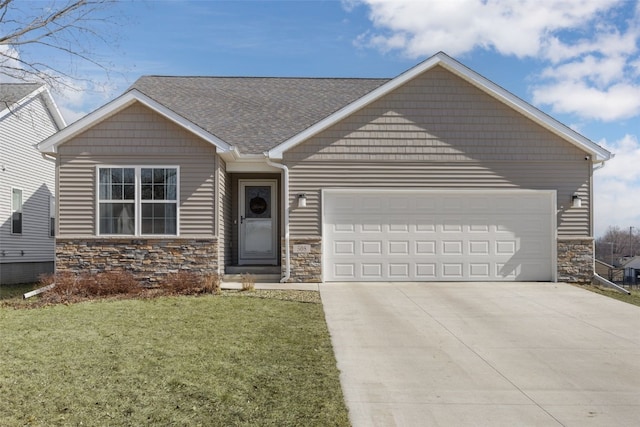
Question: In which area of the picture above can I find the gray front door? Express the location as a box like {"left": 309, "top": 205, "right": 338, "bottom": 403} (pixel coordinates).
{"left": 239, "top": 180, "right": 278, "bottom": 265}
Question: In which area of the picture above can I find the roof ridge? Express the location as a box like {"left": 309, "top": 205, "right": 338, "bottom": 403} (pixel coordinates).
{"left": 135, "top": 75, "right": 390, "bottom": 81}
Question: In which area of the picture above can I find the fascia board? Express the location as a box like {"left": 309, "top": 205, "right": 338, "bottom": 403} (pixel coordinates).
{"left": 0, "top": 85, "right": 49, "bottom": 121}
{"left": 38, "top": 89, "right": 231, "bottom": 154}
{"left": 269, "top": 52, "right": 612, "bottom": 163}
{"left": 39, "top": 87, "right": 67, "bottom": 130}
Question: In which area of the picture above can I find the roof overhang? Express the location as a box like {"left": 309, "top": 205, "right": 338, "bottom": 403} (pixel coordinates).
{"left": 268, "top": 52, "right": 612, "bottom": 163}
{"left": 38, "top": 89, "right": 231, "bottom": 154}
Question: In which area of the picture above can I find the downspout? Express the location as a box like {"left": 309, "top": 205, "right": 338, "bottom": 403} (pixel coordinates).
{"left": 265, "top": 155, "right": 290, "bottom": 283}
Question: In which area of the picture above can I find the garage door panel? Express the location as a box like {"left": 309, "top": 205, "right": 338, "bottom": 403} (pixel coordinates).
{"left": 362, "top": 263, "right": 382, "bottom": 278}
{"left": 416, "top": 241, "right": 437, "bottom": 255}
{"left": 324, "top": 191, "right": 554, "bottom": 282}
{"left": 334, "top": 263, "right": 356, "bottom": 279}
{"left": 469, "top": 263, "right": 491, "bottom": 278}
{"left": 469, "top": 240, "right": 491, "bottom": 255}
{"left": 442, "top": 263, "right": 464, "bottom": 278}
{"left": 334, "top": 241, "right": 355, "bottom": 255}
{"left": 362, "top": 241, "right": 382, "bottom": 255}
{"left": 389, "top": 241, "right": 410, "bottom": 255}
{"left": 389, "top": 263, "right": 409, "bottom": 278}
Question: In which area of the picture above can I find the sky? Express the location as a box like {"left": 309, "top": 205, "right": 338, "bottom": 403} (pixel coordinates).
{"left": 10, "top": 0, "right": 640, "bottom": 237}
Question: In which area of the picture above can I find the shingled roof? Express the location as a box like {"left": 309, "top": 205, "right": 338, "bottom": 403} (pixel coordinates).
{"left": 0, "top": 83, "right": 42, "bottom": 109}
{"left": 130, "top": 76, "right": 388, "bottom": 154}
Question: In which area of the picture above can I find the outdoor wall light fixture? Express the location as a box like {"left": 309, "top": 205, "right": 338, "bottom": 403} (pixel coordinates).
{"left": 297, "top": 193, "right": 307, "bottom": 208}
{"left": 572, "top": 193, "right": 582, "bottom": 208}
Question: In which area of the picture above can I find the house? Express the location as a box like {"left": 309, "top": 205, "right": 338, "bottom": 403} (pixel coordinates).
{"left": 0, "top": 84, "right": 66, "bottom": 284}
{"left": 622, "top": 256, "right": 640, "bottom": 286}
{"left": 38, "top": 52, "right": 612, "bottom": 284}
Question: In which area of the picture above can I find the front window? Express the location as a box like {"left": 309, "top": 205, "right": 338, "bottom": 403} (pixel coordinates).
{"left": 11, "top": 188, "right": 22, "bottom": 234}
{"left": 98, "top": 167, "right": 178, "bottom": 236}
{"left": 141, "top": 168, "right": 177, "bottom": 234}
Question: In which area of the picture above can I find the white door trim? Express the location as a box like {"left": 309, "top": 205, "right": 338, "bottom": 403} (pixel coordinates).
{"left": 239, "top": 179, "right": 278, "bottom": 265}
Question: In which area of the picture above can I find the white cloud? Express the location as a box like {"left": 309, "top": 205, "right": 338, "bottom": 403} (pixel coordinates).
{"left": 351, "top": 0, "right": 640, "bottom": 121}
{"left": 532, "top": 81, "right": 640, "bottom": 121}
{"left": 594, "top": 134, "right": 640, "bottom": 236}
{"left": 352, "top": 0, "right": 621, "bottom": 58}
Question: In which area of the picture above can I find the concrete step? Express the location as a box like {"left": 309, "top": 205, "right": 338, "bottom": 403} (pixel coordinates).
{"left": 225, "top": 266, "right": 281, "bottom": 275}
{"left": 222, "top": 274, "right": 282, "bottom": 283}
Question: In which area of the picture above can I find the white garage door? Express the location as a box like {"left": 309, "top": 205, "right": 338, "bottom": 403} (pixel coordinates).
{"left": 323, "top": 190, "right": 555, "bottom": 282}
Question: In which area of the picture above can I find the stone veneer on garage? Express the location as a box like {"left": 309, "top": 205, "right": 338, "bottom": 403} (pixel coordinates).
{"left": 283, "top": 237, "right": 595, "bottom": 284}
{"left": 557, "top": 238, "right": 594, "bottom": 284}
{"left": 284, "top": 238, "right": 322, "bottom": 283}
{"left": 56, "top": 239, "right": 218, "bottom": 284}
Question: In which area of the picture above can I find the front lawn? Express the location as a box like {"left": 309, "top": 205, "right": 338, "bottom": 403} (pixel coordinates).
{"left": 0, "top": 292, "right": 350, "bottom": 426}
{"left": 582, "top": 285, "right": 640, "bottom": 307}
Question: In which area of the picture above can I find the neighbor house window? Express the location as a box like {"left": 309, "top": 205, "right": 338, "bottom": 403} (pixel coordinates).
{"left": 49, "top": 196, "right": 56, "bottom": 237}
{"left": 11, "top": 188, "right": 22, "bottom": 234}
{"left": 98, "top": 166, "right": 178, "bottom": 236}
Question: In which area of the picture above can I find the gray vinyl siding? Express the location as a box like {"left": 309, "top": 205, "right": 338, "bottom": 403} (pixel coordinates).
{"left": 284, "top": 66, "right": 592, "bottom": 238}
{"left": 57, "top": 103, "right": 217, "bottom": 238}
{"left": 0, "top": 94, "right": 58, "bottom": 271}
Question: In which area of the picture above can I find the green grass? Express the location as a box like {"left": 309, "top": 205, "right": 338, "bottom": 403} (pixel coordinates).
{"left": 0, "top": 293, "right": 350, "bottom": 426}
{"left": 583, "top": 285, "right": 640, "bottom": 307}
{"left": 0, "top": 283, "right": 36, "bottom": 300}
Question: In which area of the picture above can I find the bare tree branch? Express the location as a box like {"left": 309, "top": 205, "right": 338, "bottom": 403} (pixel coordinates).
{"left": 0, "top": 0, "right": 122, "bottom": 95}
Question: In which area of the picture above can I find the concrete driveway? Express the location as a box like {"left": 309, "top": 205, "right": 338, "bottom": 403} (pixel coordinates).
{"left": 320, "top": 282, "right": 640, "bottom": 426}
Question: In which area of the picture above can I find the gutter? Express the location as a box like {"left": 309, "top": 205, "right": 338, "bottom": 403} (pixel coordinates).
{"left": 265, "top": 155, "right": 290, "bottom": 283}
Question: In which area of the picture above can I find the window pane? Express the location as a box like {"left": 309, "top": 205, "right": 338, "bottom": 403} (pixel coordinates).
{"left": 99, "top": 202, "right": 135, "bottom": 235}
{"left": 154, "top": 168, "right": 165, "bottom": 183}
{"left": 12, "top": 189, "right": 22, "bottom": 234}
{"left": 123, "top": 168, "right": 135, "bottom": 184}
{"left": 141, "top": 168, "right": 152, "bottom": 184}
{"left": 124, "top": 184, "right": 135, "bottom": 200}
{"left": 12, "top": 212, "right": 22, "bottom": 234}
{"left": 12, "top": 188, "right": 22, "bottom": 211}
{"left": 111, "top": 184, "right": 122, "bottom": 200}
{"left": 141, "top": 202, "right": 176, "bottom": 235}
{"left": 153, "top": 184, "right": 165, "bottom": 200}
{"left": 99, "top": 183, "right": 110, "bottom": 200}
{"left": 111, "top": 168, "right": 122, "bottom": 184}
{"left": 167, "top": 184, "right": 177, "bottom": 200}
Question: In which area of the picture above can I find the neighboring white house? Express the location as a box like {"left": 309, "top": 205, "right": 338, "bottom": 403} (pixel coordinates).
{"left": 0, "top": 84, "right": 66, "bottom": 284}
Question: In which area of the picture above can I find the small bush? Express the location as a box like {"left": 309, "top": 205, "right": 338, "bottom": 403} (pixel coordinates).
{"left": 38, "top": 271, "right": 140, "bottom": 304}
{"left": 161, "top": 270, "right": 222, "bottom": 295}
{"left": 202, "top": 273, "right": 222, "bottom": 295}
{"left": 241, "top": 273, "right": 256, "bottom": 291}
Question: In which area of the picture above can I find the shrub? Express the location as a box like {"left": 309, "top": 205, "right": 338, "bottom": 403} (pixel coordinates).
{"left": 202, "top": 273, "right": 222, "bottom": 295}
{"left": 161, "top": 270, "right": 222, "bottom": 295}
{"left": 39, "top": 271, "right": 140, "bottom": 303}
{"left": 241, "top": 273, "right": 256, "bottom": 291}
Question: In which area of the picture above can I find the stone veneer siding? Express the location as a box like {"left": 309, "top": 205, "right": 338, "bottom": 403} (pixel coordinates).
{"left": 557, "top": 238, "right": 594, "bottom": 284}
{"left": 284, "top": 238, "right": 322, "bottom": 283}
{"left": 56, "top": 239, "right": 218, "bottom": 284}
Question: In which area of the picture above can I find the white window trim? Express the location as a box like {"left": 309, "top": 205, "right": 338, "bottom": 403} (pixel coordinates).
{"left": 95, "top": 165, "right": 180, "bottom": 237}
{"left": 11, "top": 187, "right": 23, "bottom": 235}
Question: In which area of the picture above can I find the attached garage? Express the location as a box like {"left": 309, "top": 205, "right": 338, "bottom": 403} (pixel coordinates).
{"left": 323, "top": 189, "right": 556, "bottom": 282}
